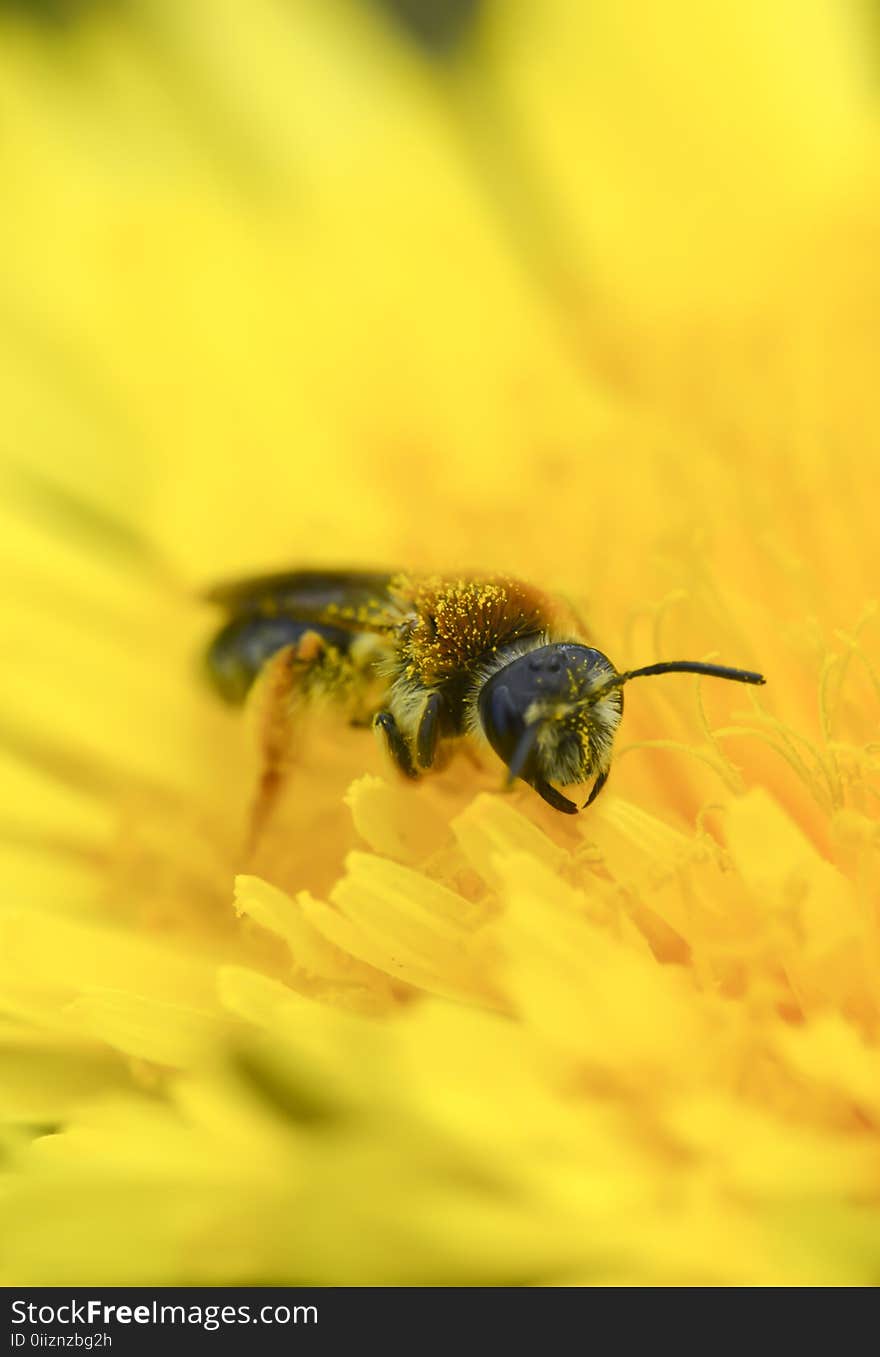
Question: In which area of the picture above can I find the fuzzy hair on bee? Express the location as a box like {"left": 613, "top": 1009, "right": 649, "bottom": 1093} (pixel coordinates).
{"left": 204, "top": 567, "right": 766, "bottom": 823}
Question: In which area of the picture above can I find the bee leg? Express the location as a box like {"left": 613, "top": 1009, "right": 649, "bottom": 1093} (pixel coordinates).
{"left": 373, "top": 710, "right": 418, "bottom": 779}
{"left": 528, "top": 776, "right": 579, "bottom": 815}
{"left": 415, "top": 692, "right": 444, "bottom": 770}
{"left": 583, "top": 766, "right": 609, "bottom": 808}
{"left": 246, "top": 631, "right": 327, "bottom": 853}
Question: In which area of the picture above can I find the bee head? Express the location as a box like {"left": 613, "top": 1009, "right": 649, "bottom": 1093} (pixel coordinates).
{"left": 478, "top": 643, "right": 767, "bottom": 813}
{"left": 478, "top": 644, "right": 624, "bottom": 814}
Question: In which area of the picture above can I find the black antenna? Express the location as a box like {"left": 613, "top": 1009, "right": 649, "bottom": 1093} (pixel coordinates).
{"left": 595, "top": 660, "right": 766, "bottom": 697}
{"left": 623, "top": 661, "right": 765, "bottom": 685}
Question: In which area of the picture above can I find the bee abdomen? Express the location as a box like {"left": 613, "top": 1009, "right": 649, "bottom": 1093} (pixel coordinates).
{"left": 205, "top": 615, "right": 354, "bottom": 704}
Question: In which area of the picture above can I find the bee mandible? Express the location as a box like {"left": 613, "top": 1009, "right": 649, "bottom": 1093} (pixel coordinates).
{"left": 205, "top": 569, "right": 765, "bottom": 817}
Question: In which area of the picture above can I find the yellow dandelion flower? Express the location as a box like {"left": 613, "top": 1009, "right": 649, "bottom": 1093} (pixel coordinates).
{"left": 1, "top": 0, "right": 879, "bottom": 1287}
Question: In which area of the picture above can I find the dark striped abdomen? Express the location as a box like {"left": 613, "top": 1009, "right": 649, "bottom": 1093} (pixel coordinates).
{"left": 205, "top": 614, "right": 355, "bottom": 704}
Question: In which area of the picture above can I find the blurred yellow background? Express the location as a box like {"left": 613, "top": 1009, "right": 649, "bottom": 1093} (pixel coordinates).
{"left": 0, "top": 0, "right": 879, "bottom": 1287}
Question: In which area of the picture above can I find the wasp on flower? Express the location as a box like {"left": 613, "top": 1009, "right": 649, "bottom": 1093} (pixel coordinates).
{"left": 205, "top": 569, "right": 766, "bottom": 818}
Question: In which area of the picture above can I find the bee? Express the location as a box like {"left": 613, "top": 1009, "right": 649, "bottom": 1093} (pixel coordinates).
{"left": 205, "top": 568, "right": 765, "bottom": 817}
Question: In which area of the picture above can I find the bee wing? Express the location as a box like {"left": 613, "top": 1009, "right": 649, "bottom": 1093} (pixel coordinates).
{"left": 204, "top": 568, "right": 399, "bottom": 634}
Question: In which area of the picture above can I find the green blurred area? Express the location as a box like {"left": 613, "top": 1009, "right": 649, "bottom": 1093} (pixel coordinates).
{"left": 0, "top": 0, "right": 104, "bottom": 26}
{"left": 368, "top": 0, "right": 481, "bottom": 53}
{"left": 0, "top": 0, "right": 484, "bottom": 54}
